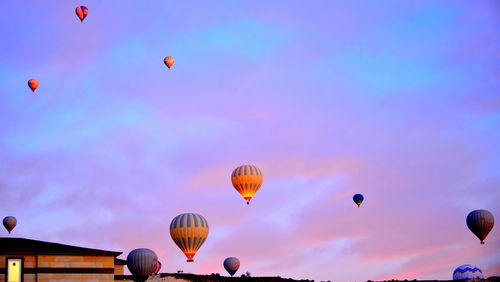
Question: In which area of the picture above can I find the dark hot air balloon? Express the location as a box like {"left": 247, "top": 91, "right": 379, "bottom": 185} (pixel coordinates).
{"left": 231, "top": 165, "right": 263, "bottom": 205}
{"left": 169, "top": 213, "right": 209, "bottom": 262}
{"left": 223, "top": 257, "right": 240, "bottom": 277}
{"left": 466, "top": 209, "right": 494, "bottom": 244}
{"left": 3, "top": 216, "right": 17, "bottom": 234}
{"left": 353, "top": 194, "right": 364, "bottom": 207}
{"left": 75, "top": 6, "right": 88, "bottom": 22}
{"left": 154, "top": 261, "right": 162, "bottom": 275}
{"left": 127, "top": 248, "right": 158, "bottom": 280}
{"left": 28, "top": 79, "right": 39, "bottom": 92}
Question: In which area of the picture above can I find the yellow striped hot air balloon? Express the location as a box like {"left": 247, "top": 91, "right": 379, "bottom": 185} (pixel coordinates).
{"left": 169, "top": 213, "right": 209, "bottom": 262}
{"left": 231, "top": 165, "right": 263, "bottom": 205}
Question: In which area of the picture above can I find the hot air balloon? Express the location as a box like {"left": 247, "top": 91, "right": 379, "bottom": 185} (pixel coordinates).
{"left": 3, "top": 216, "right": 17, "bottom": 234}
{"left": 164, "top": 56, "right": 175, "bottom": 69}
{"left": 28, "top": 79, "right": 39, "bottom": 92}
{"left": 453, "top": 264, "right": 484, "bottom": 280}
{"left": 223, "top": 257, "right": 240, "bottom": 277}
{"left": 75, "top": 6, "right": 88, "bottom": 22}
{"left": 154, "top": 261, "right": 162, "bottom": 275}
{"left": 353, "top": 194, "right": 364, "bottom": 207}
{"left": 231, "top": 165, "right": 263, "bottom": 205}
{"left": 466, "top": 209, "right": 494, "bottom": 244}
{"left": 169, "top": 213, "right": 209, "bottom": 262}
{"left": 127, "top": 248, "right": 158, "bottom": 279}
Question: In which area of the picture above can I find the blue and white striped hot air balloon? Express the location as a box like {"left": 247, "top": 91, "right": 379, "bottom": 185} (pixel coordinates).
{"left": 453, "top": 264, "right": 484, "bottom": 280}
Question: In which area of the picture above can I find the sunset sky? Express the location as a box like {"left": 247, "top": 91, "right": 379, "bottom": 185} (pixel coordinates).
{"left": 1, "top": 1, "right": 499, "bottom": 281}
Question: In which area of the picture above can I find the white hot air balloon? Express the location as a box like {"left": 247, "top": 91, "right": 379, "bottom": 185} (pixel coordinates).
{"left": 453, "top": 264, "right": 484, "bottom": 280}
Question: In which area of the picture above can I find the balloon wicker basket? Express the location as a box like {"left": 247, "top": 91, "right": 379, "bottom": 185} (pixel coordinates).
{"left": 132, "top": 275, "right": 148, "bottom": 282}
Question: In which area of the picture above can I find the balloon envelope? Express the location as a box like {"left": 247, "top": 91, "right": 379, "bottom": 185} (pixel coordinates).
{"left": 28, "top": 79, "right": 39, "bottom": 92}
{"left": 169, "top": 213, "right": 209, "bottom": 262}
{"left": 231, "top": 165, "right": 263, "bottom": 205}
{"left": 126, "top": 248, "right": 158, "bottom": 277}
{"left": 3, "top": 216, "right": 17, "bottom": 234}
{"left": 154, "top": 261, "right": 162, "bottom": 274}
{"left": 353, "top": 194, "right": 364, "bottom": 207}
{"left": 164, "top": 56, "right": 175, "bottom": 69}
{"left": 223, "top": 257, "right": 240, "bottom": 277}
{"left": 75, "top": 6, "right": 88, "bottom": 22}
{"left": 466, "top": 209, "right": 494, "bottom": 244}
{"left": 453, "top": 264, "right": 484, "bottom": 280}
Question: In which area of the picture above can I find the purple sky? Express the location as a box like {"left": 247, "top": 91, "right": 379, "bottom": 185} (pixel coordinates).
{"left": 1, "top": 1, "right": 499, "bottom": 281}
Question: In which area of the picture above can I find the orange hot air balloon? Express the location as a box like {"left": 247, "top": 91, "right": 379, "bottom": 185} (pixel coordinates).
{"left": 164, "top": 56, "right": 175, "bottom": 69}
{"left": 231, "top": 165, "right": 263, "bottom": 205}
{"left": 169, "top": 213, "right": 209, "bottom": 262}
{"left": 28, "top": 79, "right": 39, "bottom": 92}
{"left": 75, "top": 6, "right": 88, "bottom": 22}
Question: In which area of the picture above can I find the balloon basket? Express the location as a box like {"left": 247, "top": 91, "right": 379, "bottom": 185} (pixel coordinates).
{"left": 132, "top": 275, "right": 148, "bottom": 282}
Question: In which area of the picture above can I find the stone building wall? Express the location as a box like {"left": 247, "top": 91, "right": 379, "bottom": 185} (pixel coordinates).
{"left": 0, "top": 254, "right": 115, "bottom": 282}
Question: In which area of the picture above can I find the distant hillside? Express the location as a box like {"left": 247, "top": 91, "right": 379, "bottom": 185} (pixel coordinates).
{"left": 116, "top": 274, "right": 500, "bottom": 282}
{"left": 375, "top": 278, "right": 500, "bottom": 282}
{"left": 117, "top": 273, "right": 314, "bottom": 282}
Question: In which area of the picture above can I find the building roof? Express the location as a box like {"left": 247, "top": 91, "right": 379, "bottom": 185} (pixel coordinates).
{"left": 0, "top": 237, "right": 122, "bottom": 257}
{"left": 115, "top": 258, "right": 128, "bottom": 265}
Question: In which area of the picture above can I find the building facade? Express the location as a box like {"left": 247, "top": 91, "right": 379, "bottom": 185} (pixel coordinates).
{"left": 0, "top": 238, "right": 125, "bottom": 282}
